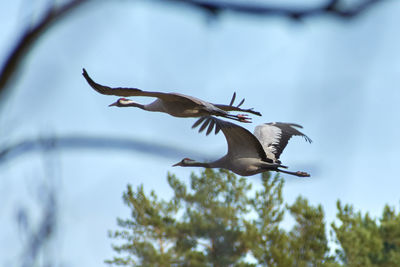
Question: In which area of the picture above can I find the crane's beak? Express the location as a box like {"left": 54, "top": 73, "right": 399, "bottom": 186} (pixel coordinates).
{"left": 108, "top": 101, "right": 118, "bottom": 107}
{"left": 172, "top": 162, "right": 180, "bottom": 167}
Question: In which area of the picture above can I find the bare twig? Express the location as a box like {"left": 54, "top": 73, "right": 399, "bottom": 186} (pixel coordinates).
{"left": 0, "top": 135, "right": 212, "bottom": 166}
{"left": 0, "top": 0, "right": 89, "bottom": 99}
{"left": 164, "top": 0, "right": 385, "bottom": 20}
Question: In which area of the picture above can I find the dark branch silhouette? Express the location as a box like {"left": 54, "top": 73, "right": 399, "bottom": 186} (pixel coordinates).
{"left": 0, "top": 0, "right": 89, "bottom": 99}
{"left": 0, "top": 135, "right": 212, "bottom": 166}
{"left": 166, "top": 0, "right": 385, "bottom": 20}
{"left": 0, "top": 0, "right": 388, "bottom": 103}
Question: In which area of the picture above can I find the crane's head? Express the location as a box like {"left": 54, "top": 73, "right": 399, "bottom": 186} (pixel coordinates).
{"left": 109, "top": 98, "right": 133, "bottom": 107}
{"left": 172, "top": 158, "right": 196, "bottom": 167}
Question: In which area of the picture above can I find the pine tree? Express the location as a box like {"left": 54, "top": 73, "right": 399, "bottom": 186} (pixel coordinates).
{"left": 287, "top": 197, "right": 335, "bottom": 267}
{"left": 106, "top": 169, "right": 400, "bottom": 266}
{"left": 332, "top": 201, "right": 400, "bottom": 267}
{"left": 106, "top": 169, "right": 262, "bottom": 266}
{"left": 248, "top": 172, "right": 292, "bottom": 266}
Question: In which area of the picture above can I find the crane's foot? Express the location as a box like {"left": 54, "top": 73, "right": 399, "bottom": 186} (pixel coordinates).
{"left": 296, "top": 171, "right": 310, "bottom": 177}
{"left": 237, "top": 114, "right": 251, "bottom": 123}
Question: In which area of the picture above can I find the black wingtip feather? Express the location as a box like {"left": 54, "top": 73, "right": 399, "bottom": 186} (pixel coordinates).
{"left": 198, "top": 118, "right": 211, "bottom": 133}
{"left": 206, "top": 120, "right": 215, "bottom": 136}
{"left": 82, "top": 68, "right": 89, "bottom": 78}
{"left": 192, "top": 117, "right": 207, "bottom": 129}
{"left": 215, "top": 124, "right": 221, "bottom": 135}
{"left": 82, "top": 68, "right": 97, "bottom": 88}
{"left": 304, "top": 135, "right": 313, "bottom": 143}
{"left": 192, "top": 116, "right": 222, "bottom": 136}
{"left": 237, "top": 98, "right": 245, "bottom": 108}
{"left": 229, "top": 92, "right": 236, "bottom": 106}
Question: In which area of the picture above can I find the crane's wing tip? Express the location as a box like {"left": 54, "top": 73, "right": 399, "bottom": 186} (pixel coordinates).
{"left": 237, "top": 98, "right": 245, "bottom": 107}
{"left": 303, "top": 135, "right": 312, "bottom": 143}
{"left": 192, "top": 116, "right": 222, "bottom": 136}
{"left": 82, "top": 68, "right": 90, "bottom": 79}
{"left": 229, "top": 92, "right": 236, "bottom": 106}
{"left": 191, "top": 116, "right": 207, "bottom": 129}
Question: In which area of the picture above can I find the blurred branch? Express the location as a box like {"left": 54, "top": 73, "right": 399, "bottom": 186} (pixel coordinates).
{"left": 0, "top": 135, "right": 212, "bottom": 166}
{"left": 0, "top": 0, "right": 387, "bottom": 103}
{"left": 0, "top": 0, "right": 89, "bottom": 99}
{"left": 21, "top": 192, "right": 56, "bottom": 267}
{"left": 166, "top": 0, "right": 386, "bottom": 20}
{"left": 18, "top": 141, "right": 60, "bottom": 267}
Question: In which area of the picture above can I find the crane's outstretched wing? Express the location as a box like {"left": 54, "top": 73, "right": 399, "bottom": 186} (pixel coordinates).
{"left": 83, "top": 69, "right": 258, "bottom": 122}
{"left": 192, "top": 116, "right": 272, "bottom": 163}
{"left": 253, "top": 122, "right": 312, "bottom": 160}
{"left": 82, "top": 68, "right": 208, "bottom": 107}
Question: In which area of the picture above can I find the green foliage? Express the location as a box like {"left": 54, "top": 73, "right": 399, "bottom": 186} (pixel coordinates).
{"left": 106, "top": 169, "right": 400, "bottom": 267}
{"left": 332, "top": 202, "right": 400, "bottom": 267}
{"left": 106, "top": 169, "right": 259, "bottom": 266}
{"left": 248, "top": 172, "right": 292, "bottom": 266}
{"left": 288, "top": 196, "right": 334, "bottom": 266}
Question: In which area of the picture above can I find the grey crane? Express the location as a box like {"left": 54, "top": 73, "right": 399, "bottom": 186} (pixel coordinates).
{"left": 173, "top": 116, "right": 312, "bottom": 177}
{"left": 82, "top": 69, "right": 261, "bottom": 123}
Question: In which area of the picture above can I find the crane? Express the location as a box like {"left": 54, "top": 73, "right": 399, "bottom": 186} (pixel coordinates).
{"left": 173, "top": 116, "right": 312, "bottom": 177}
{"left": 82, "top": 69, "right": 261, "bottom": 123}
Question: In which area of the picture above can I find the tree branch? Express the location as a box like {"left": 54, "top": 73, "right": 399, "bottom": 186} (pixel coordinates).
{"left": 0, "top": 0, "right": 388, "bottom": 105}
{"left": 21, "top": 192, "right": 56, "bottom": 267}
{"left": 0, "top": 0, "right": 89, "bottom": 99}
{"left": 164, "top": 0, "right": 385, "bottom": 20}
{"left": 0, "top": 135, "right": 211, "bottom": 166}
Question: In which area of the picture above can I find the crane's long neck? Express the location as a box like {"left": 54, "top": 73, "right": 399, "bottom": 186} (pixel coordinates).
{"left": 118, "top": 100, "right": 165, "bottom": 113}
{"left": 183, "top": 160, "right": 212, "bottom": 168}
{"left": 143, "top": 99, "right": 165, "bottom": 112}
{"left": 184, "top": 158, "right": 226, "bottom": 169}
{"left": 119, "top": 100, "right": 146, "bottom": 110}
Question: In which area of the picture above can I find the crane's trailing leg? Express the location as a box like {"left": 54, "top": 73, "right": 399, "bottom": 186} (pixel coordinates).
{"left": 237, "top": 114, "right": 251, "bottom": 123}
{"left": 224, "top": 114, "right": 251, "bottom": 123}
{"left": 277, "top": 168, "right": 310, "bottom": 177}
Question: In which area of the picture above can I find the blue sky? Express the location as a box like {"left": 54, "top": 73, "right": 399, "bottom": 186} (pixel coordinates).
{"left": 1, "top": 0, "right": 400, "bottom": 266}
